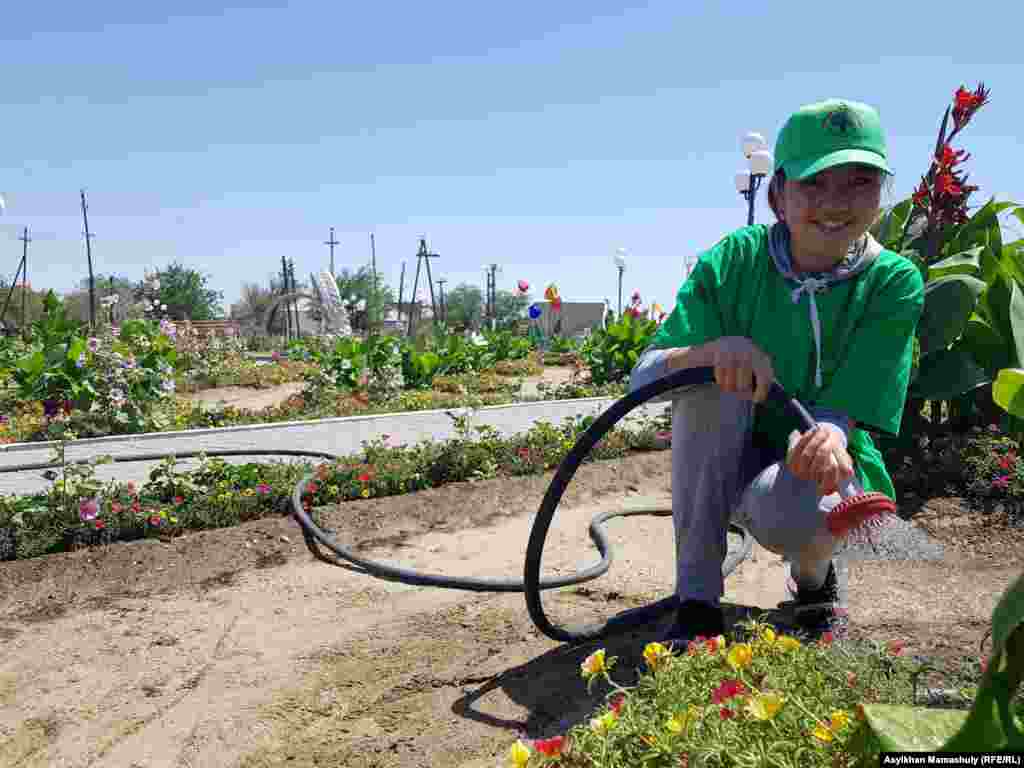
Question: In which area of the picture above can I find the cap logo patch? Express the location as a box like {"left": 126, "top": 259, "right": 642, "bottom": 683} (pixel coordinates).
{"left": 821, "top": 103, "right": 861, "bottom": 136}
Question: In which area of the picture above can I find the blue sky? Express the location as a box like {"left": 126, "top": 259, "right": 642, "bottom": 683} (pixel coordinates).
{"left": 1, "top": 1, "right": 1022, "bottom": 315}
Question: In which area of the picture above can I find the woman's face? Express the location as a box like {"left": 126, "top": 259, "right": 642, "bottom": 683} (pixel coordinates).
{"left": 776, "top": 163, "right": 883, "bottom": 267}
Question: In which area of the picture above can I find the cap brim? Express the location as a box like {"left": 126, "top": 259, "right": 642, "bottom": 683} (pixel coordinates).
{"left": 784, "top": 148, "right": 892, "bottom": 181}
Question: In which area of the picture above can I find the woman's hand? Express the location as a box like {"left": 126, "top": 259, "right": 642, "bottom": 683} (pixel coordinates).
{"left": 787, "top": 425, "right": 854, "bottom": 496}
{"left": 688, "top": 336, "right": 776, "bottom": 403}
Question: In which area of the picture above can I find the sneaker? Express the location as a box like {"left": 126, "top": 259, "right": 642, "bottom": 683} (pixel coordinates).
{"left": 780, "top": 561, "right": 846, "bottom": 641}
{"left": 660, "top": 600, "right": 725, "bottom": 652}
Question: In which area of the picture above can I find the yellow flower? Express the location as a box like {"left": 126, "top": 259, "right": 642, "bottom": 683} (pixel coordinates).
{"left": 830, "top": 710, "right": 850, "bottom": 730}
{"left": 760, "top": 627, "right": 776, "bottom": 645}
{"left": 581, "top": 649, "right": 606, "bottom": 679}
{"left": 360, "top": 488, "right": 370, "bottom": 498}
{"left": 726, "top": 643, "right": 753, "bottom": 670}
{"left": 812, "top": 723, "right": 834, "bottom": 743}
{"left": 666, "top": 705, "right": 700, "bottom": 735}
{"left": 590, "top": 711, "right": 617, "bottom": 734}
{"left": 777, "top": 635, "right": 802, "bottom": 652}
{"left": 746, "top": 692, "right": 784, "bottom": 721}
{"left": 643, "top": 641, "right": 670, "bottom": 670}
{"left": 508, "top": 739, "right": 531, "bottom": 768}
{"left": 169, "top": 516, "right": 178, "bottom": 524}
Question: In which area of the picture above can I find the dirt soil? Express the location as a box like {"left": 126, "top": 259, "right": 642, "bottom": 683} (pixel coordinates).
{"left": 180, "top": 366, "right": 582, "bottom": 413}
{"left": 1, "top": 451, "right": 1022, "bottom": 768}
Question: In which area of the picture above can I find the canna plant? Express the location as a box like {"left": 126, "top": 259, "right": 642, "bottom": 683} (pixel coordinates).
{"left": 870, "top": 83, "right": 1024, "bottom": 438}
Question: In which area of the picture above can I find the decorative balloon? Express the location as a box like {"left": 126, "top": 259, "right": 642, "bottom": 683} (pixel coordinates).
{"left": 528, "top": 303, "right": 542, "bottom": 320}
{"left": 517, "top": 279, "right": 529, "bottom": 294}
{"left": 543, "top": 284, "right": 559, "bottom": 302}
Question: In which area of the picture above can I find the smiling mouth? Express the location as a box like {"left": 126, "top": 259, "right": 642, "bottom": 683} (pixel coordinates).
{"left": 814, "top": 220, "right": 851, "bottom": 234}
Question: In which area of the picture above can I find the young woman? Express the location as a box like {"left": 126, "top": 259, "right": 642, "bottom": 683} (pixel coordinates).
{"left": 630, "top": 99, "right": 924, "bottom": 643}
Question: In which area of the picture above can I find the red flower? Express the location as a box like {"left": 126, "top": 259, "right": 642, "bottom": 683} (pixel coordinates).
{"left": 517, "top": 447, "right": 531, "bottom": 459}
{"left": 534, "top": 735, "right": 565, "bottom": 757}
{"left": 936, "top": 144, "right": 969, "bottom": 169}
{"left": 719, "top": 707, "right": 735, "bottom": 720}
{"left": 173, "top": 495, "right": 184, "bottom": 506}
{"left": 131, "top": 501, "right": 141, "bottom": 514}
{"left": 94, "top": 519, "right": 106, "bottom": 530}
{"left": 952, "top": 83, "right": 990, "bottom": 131}
{"left": 711, "top": 679, "right": 746, "bottom": 704}
{"left": 911, "top": 181, "right": 930, "bottom": 210}
{"left": 819, "top": 631, "right": 834, "bottom": 646}
{"left": 111, "top": 502, "right": 123, "bottom": 514}
{"left": 358, "top": 473, "right": 371, "bottom": 483}
{"left": 307, "top": 482, "right": 319, "bottom": 494}
{"left": 610, "top": 694, "right": 625, "bottom": 716}
{"left": 934, "top": 171, "right": 961, "bottom": 198}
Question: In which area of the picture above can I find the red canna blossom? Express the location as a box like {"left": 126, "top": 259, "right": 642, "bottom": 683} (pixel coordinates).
{"left": 719, "top": 707, "right": 735, "bottom": 720}
{"left": 952, "top": 83, "right": 989, "bottom": 131}
{"left": 358, "top": 472, "right": 372, "bottom": 483}
{"left": 936, "top": 144, "right": 969, "bottom": 169}
{"left": 934, "top": 171, "right": 961, "bottom": 197}
{"left": 912, "top": 181, "right": 930, "bottom": 210}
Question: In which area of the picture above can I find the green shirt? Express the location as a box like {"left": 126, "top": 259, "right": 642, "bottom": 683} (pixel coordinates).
{"left": 651, "top": 224, "right": 924, "bottom": 498}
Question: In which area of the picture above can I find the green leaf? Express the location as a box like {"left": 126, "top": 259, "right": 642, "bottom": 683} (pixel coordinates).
{"left": 918, "top": 275, "right": 986, "bottom": 357}
{"left": 980, "top": 274, "right": 1024, "bottom": 368}
{"left": 871, "top": 199, "right": 914, "bottom": 250}
{"left": 66, "top": 337, "right": 85, "bottom": 363}
{"left": 963, "top": 316, "right": 1012, "bottom": 375}
{"left": 861, "top": 704, "right": 968, "bottom": 752}
{"left": 910, "top": 341, "right": 990, "bottom": 401}
{"left": 928, "top": 246, "right": 983, "bottom": 279}
{"left": 994, "top": 369, "right": 1024, "bottom": 419}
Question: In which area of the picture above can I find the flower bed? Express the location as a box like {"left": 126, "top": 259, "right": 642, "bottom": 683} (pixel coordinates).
{"left": 0, "top": 407, "right": 671, "bottom": 561}
{"left": 502, "top": 618, "right": 1000, "bottom": 767}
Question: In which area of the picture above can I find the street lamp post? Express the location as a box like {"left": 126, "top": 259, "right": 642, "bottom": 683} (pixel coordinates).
{"left": 613, "top": 248, "right": 627, "bottom": 316}
{"left": 483, "top": 263, "right": 501, "bottom": 330}
{"left": 736, "top": 132, "right": 774, "bottom": 226}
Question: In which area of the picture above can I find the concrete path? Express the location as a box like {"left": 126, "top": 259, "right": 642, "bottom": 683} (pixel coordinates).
{"left": 0, "top": 397, "right": 668, "bottom": 495}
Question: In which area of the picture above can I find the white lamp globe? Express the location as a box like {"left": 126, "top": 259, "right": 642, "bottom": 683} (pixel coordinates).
{"left": 749, "top": 149, "right": 774, "bottom": 177}
{"left": 613, "top": 248, "right": 627, "bottom": 269}
{"left": 742, "top": 132, "right": 768, "bottom": 159}
{"left": 735, "top": 171, "right": 752, "bottom": 193}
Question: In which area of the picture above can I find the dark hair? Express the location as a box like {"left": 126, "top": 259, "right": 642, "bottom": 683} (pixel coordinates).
{"left": 767, "top": 166, "right": 894, "bottom": 221}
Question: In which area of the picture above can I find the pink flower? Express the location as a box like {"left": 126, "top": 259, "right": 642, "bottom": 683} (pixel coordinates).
{"left": 79, "top": 498, "right": 99, "bottom": 522}
{"left": 256, "top": 483, "right": 272, "bottom": 495}
{"left": 887, "top": 639, "right": 905, "bottom": 656}
{"left": 111, "top": 502, "right": 123, "bottom": 514}
{"left": 993, "top": 475, "right": 1011, "bottom": 490}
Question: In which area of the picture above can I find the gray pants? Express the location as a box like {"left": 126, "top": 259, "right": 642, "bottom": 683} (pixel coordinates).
{"left": 630, "top": 351, "right": 860, "bottom": 606}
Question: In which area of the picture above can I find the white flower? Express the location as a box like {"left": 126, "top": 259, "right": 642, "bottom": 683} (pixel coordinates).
{"left": 470, "top": 333, "right": 488, "bottom": 347}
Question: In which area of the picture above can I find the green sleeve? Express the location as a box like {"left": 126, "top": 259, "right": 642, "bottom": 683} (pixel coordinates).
{"left": 650, "top": 241, "right": 731, "bottom": 351}
{"left": 816, "top": 260, "right": 925, "bottom": 435}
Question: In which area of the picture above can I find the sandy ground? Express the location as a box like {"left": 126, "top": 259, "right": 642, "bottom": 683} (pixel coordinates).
{"left": 0, "top": 453, "right": 1019, "bottom": 768}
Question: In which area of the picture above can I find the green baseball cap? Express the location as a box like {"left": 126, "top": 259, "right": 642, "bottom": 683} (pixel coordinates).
{"left": 774, "top": 99, "right": 892, "bottom": 181}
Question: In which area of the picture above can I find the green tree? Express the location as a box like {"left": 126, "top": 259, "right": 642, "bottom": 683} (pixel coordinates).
{"left": 443, "top": 283, "right": 484, "bottom": 329}
{"left": 139, "top": 262, "right": 224, "bottom": 321}
{"left": 493, "top": 288, "right": 531, "bottom": 330}
{"left": 334, "top": 266, "right": 396, "bottom": 332}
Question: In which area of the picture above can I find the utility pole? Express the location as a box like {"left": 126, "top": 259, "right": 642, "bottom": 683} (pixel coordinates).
{"left": 280, "top": 255, "right": 292, "bottom": 340}
{"left": 397, "top": 261, "right": 406, "bottom": 323}
{"left": 405, "top": 238, "right": 440, "bottom": 337}
{"left": 0, "top": 243, "right": 26, "bottom": 331}
{"left": 369, "top": 233, "right": 378, "bottom": 339}
{"left": 288, "top": 258, "right": 299, "bottom": 338}
{"left": 484, "top": 263, "right": 500, "bottom": 331}
{"left": 324, "top": 227, "right": 339, "bottom": 276}
{"left": 436, "top": 278, "right": 447, "bottom": 324}
{"left": 81, "top": 190, "right": 96, "bottom": 327}
{"left": 19, "top": 228, "right": 30, "bottom": 332}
